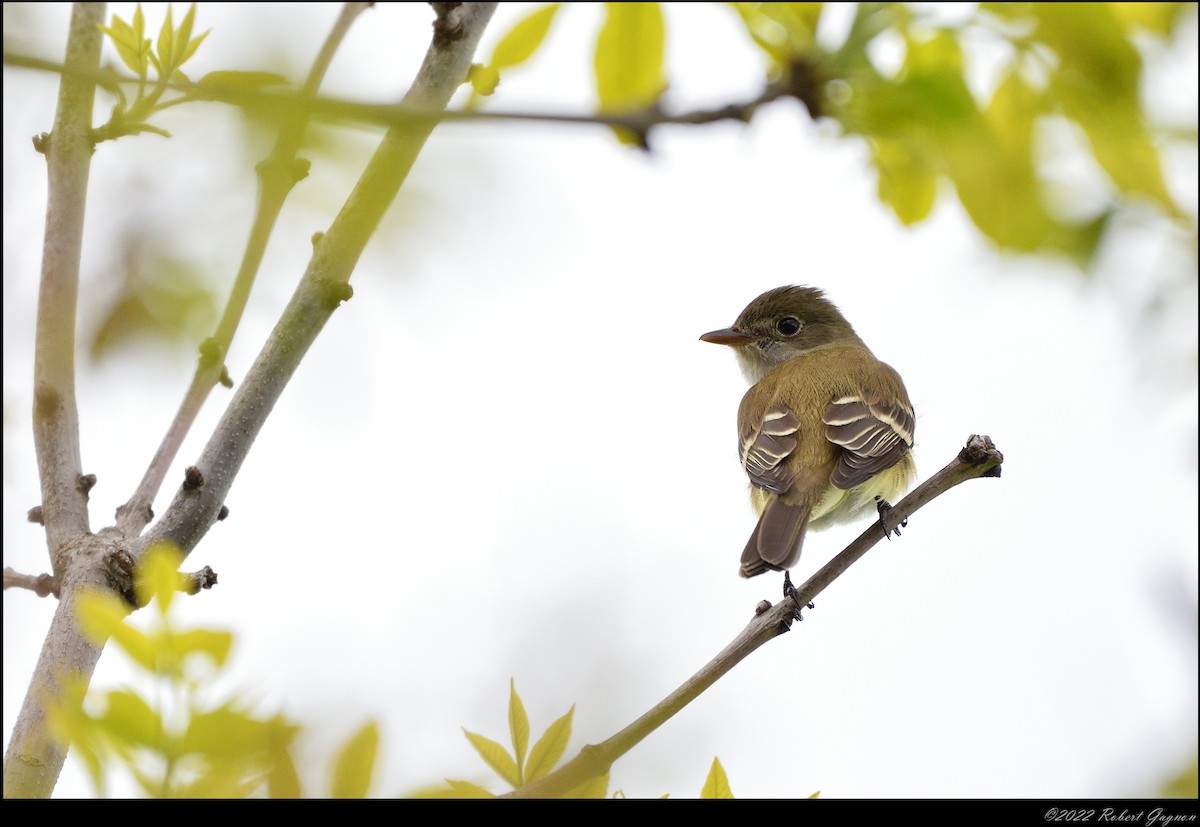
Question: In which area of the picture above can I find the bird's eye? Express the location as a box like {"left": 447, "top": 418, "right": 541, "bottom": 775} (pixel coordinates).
{"left": 776, "top": 317, "right": 802, "bottom": 336}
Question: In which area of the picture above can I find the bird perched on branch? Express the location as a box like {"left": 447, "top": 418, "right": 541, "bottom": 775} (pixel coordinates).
{"left": 701, "top": 286, "right": 916, "bottom": 579}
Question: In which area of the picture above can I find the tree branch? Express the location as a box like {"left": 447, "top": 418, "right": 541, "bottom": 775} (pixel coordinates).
{"left": 505, "top": 435, "right": 1004, "bottom": 798}
{"left": 3, "top": 51, "right": 820, "bottom": 148}
{"left": 139, "top": 2, "right": 499, "bottom": 557}
{"left": 30, "top": 3, "right": 105, "bottom": 571}
{"left": 116, "top": 2, "right": 375, "bottom": 537}
{"left": 3, "top": 568, "right": 59, "bottom": 597}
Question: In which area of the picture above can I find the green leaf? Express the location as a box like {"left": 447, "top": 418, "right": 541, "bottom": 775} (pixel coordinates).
{"left": 462, "top": 728, "right": 520, "bottom": 788}
{"left": 872, "top": 138, "right": 938, "bottom": 225}
{"left": 944, "top": 65, "right": 1055, "bottom": 250}
{"left": 491, "top": 3, "right": 562, "bottom": 69}
{"left": 88, "top": 252, "right": 218, "bottom": 361}
{"left": 508, "top": 679, "right": 530, "bottom": 784}
{"left": 1031, "top": 3, "right": 1180, "bottom": 216}
{"left": 524, "top": 704, "right": 573, "bottom": 783}
{"left": 331, "top": 720, "right": 379, "bottom": 798}
{"left": 700, "top": 757, "right": 734, "bottom": 799}
{"left": 728, "top": 2, "right": 824, "bottom": 66}
{"left": 594, "top": 2, "right": 666, "bottom": 114}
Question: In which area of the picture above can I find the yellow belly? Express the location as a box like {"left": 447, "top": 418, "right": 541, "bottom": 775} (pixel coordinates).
{"left": 750, "top": 452, "right": 916, "bottom": 530}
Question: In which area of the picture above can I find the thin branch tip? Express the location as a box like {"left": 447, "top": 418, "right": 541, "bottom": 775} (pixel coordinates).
{"left": 4, "top": 568, "right": 60, "bottom": 598}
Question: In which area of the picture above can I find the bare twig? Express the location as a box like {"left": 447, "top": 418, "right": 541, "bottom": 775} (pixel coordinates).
{"left": 139, "top": 1, "right": 498, "bottom": 559}
{"left": 4, "top": 50, "right": 820, "bottom": 146}
{"left": 182, "top": 566, "right": 219, "bottom": 594}
{"left": 4, "top": 3, "right": 498, "bottom": 799}
{"left": 505, "top": 435, "right": 1004, "bottom": 798}
{"left": 3, "top": 568, "right": 59, "bottom": 598}
{"left": 29, "top": 5, "right": 105, "bottom": 570}
{"left": 4, "top": 3, "right": 107, "bottom": 801}
{"left": 116, "top": 2, "right": 375, "bottom": 536}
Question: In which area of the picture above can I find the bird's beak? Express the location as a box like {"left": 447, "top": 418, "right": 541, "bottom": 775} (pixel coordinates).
{"left": 700, "top": 327, "right": 756, "bottom": 346}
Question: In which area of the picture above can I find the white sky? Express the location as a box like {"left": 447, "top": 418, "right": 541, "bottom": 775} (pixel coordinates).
{"left": 4, "top": 3, "right": 1198, "bottom": 798}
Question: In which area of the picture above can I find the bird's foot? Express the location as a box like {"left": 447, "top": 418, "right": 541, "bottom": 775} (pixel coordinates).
{"left": 875, "top": 495, "right": 907, "bottom": 540}
{"left": 782, "top": 571, "right": 815, "bottom": 621}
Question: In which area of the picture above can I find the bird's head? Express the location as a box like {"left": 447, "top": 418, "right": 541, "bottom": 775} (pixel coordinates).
{"left": 700, "top": 285, "right": 862, "bottom": 384}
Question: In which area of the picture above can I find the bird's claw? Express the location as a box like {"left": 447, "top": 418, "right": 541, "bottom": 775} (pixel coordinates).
{"left": 782, "top": 572, "right": 815, "bottom": 621}
{"left": 875, "top": 495, "right": 907, "bottom": 540}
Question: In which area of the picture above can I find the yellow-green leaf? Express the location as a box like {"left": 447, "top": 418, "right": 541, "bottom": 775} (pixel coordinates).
{"left": 508, "top": 679, "right": 530, "bottom": 782}
{"left": 182, "top": 704, "right": 298, "bottom": 762}
{"left": 467, "top": 63, "right": 500, "bottom": 96}
{"left": 701, "top": 757, "right": 734, "bottom": 799}
{"left": 99, "top": 12, "right": 151, "bottom": 77}
{"left": 269, "top": 749, "right": 302, "bottom": 799}
{"left": 331, "top": 720, "right": 379, "bottom": 798}
{"left": 44, "top": 673, "right": 106, "bottom": 794}
{"left": 157, "top": 4, "right": 176, "bottom": 74}
{"left": 97, "top": 689, "right": 163, "bottom": 750}
{"left": 441, "top": 779, "right": 496, "bottom": 798}
{"left": 524, "top": 704, "right": 573, "bottom": 783}
{"left": 172, "top": 628, "right": 234, "bottom": 668}
{"left": 75, "top": 589, "right": 131, "bottom": 646}
{"left": 1110, "top": 2, "right": 1188, "bottom": 35}
{"left": 463, "top": 728, "right": 520, "bottom": 787}
{"left": 180, "top": 29, "right": 210, "bottom": 67}
{"left": 172, "top": 4, "right": 209, "bottom": 70}
{"left": 873, "top": 138, "right": 938, "bottom": 225}
{"left": 136, "top": 540, "right": 185, "bottom": 613}
{"left": 491, "top": 3, "right": 562, "bottom": 69}
{"left": 113, "top": 622, "right": 157, "bottom": 672}
{"left": 731, "top": 2, "right": 824, "bottom": 63}
{"left": 594, "top": 2, "right": 666, "bottom": 113}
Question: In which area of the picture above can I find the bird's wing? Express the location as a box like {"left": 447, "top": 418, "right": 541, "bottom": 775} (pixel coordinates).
{"left": 739, "top": 404, "right": 800, "bottom": 494}
{"left": 824, "top": 394, "right": 914, "bottom": 490}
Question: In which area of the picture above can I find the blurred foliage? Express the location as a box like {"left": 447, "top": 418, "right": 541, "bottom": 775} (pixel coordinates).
{"left": 469, "top": 1, "right": 1195, "bottom": 264}
{"left": 469, "top": 3, "right": 563, "bottom": 101}
{"left": 53, "top": 1, "right": 1200, "bottom": 363}
{"left": 45, "top": 542, "right": 382, "bottom": 798}
{"left": 1158, "top": 755, "right": 1198, "bottom": 798}
{"left": 88, "top": 238, "right": 218, "bottom": 363}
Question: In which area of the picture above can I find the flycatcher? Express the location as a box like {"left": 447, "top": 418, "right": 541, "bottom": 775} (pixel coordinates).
{"left": 701, "top": 285, "right": 916, "bottom": 578}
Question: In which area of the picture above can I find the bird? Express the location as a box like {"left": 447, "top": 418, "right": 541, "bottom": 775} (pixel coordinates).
{"left": 700, "top": 285, "right": 916, "bottom": 580}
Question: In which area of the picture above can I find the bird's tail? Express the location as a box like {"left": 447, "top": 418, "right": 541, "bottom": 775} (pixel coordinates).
{"left": 739, "top": 499, "right": 808, "bottom": 578}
